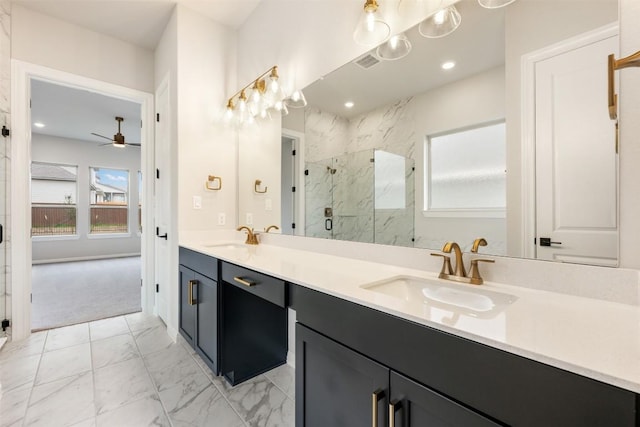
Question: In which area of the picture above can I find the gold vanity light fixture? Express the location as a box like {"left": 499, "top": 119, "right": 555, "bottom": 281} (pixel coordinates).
{"left": 418, "top": 5, "right": 461, "bottom": 39}
{"left": 376, "top": 32, "right": 412, "bottom": 61}
{"left": 353, "top": 0, "right": 390, "bottom": 46}
{"left": 478, "top": 0, "right": 517, "bottom": 9}
{"left": 608, "top": 49, "right": 640, "bottom": 153}
{"left": 223, "top": 66, "right": 286, "bottom": 127}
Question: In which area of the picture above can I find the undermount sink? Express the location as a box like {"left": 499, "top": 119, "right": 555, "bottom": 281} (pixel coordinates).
{"left": 203, "top": 242, "right": 248, "bottom": 250}
{"left": 361, "top": 275, "right": 517, "bottom": 317}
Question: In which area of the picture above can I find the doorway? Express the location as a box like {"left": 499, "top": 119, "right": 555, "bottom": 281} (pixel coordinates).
{"left": 522, "top": 24, "right": 619, "bottom": 266}
{"left": 10, "top": 61, "right": 155, "bottom": 340}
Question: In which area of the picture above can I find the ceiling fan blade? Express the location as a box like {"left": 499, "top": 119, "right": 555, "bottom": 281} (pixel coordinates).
{"left": 91, "top": 132, "right": 114, "bottom": 141}
{"left": 98, "top": 142, "right": 113, "bottom": 146}
{"left": 126, "top": 142, "right": 142, "bottom": 146}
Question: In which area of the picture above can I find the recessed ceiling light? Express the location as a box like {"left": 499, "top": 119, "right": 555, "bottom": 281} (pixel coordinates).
{"left": 344, "top": 101, "right": 354, "bottom": 108}
{"left": 34, "top": 122, "right": 45, "bottom": 128}
{"left": 441, "top": 61, "right": 456, "bottom": 70}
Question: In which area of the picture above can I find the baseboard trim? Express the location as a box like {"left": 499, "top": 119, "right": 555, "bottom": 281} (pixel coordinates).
{"left": 32, "top": 253, "right": 141, "bottom": 265}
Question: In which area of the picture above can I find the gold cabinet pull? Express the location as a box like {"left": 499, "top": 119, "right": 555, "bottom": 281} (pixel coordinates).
{"left": 233, "top": 276, "right": 256, "bottom": 287}
{"left": 389, "top": 400, "right": 400, "bottom": 427}
{"left": 188, "top": 280, "right": 198, "bottom": 305}
{"left": 371, "top": 389, "right": 384, "bottom": 427}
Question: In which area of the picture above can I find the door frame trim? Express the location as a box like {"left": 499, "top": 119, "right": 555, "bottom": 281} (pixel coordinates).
{"left": 282, "top": 128, "right": 306, "bottom": 236}
{"left": 10, "top": 60, "right": 155, "bottom": 340}
{"left": 520, "top": 23, "right": 619, "bottom": 259}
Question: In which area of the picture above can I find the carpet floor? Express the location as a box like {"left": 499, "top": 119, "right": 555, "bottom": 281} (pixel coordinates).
{"left": 31, "top": 257, "right": 142, "bottom": 331}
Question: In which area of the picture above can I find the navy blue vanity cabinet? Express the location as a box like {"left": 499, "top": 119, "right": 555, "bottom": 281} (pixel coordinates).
{"left": 291, "top": 284, "right": 639, "bottom": 427}
{"left": 296, "top": 324, "right": 499, "bottom": 427}
{"left": 219, "top": 261, "right": 288, "bottom": 386}
{"left": 178, "top": 247, "right": 219, "bottom": 374}
{"left": 296, "top": 324, "right": 388, "bottom": 427}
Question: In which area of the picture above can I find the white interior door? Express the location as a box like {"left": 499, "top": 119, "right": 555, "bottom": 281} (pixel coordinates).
{"left": 535, "top": 33, "right": 618, "bottom": 266}
{"left": 154, "top": 78, "right": 170, "bottom": 322}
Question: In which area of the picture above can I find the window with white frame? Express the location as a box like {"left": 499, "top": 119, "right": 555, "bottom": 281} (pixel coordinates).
{"left": 31, "top": 162, "right": 78, "bottom": 236}
{"left": 89, "top": 167, "right": 129, "bottom": 234}
{"left": 424, "top": 122, "right": 506, "bottom": 216}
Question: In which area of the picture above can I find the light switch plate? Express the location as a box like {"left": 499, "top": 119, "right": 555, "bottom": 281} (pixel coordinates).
{"left": 218, "top": 213, "right": 226, "bottom": 226}
{"left": 246, "top": 213, "right": 253, "bottom": 225}
{"left": 193, "top": 196, "right": 202, "bottom": 209}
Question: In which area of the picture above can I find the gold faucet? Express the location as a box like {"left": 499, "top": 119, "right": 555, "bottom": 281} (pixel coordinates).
{"left": 264, "top": 225, "right": 279, "bottom": 233}
{"left": 471, "top": 238, "right": 487, "bottom": 253}
{"left": 432, "top": 240, "right": 495, "bottom": 285}
{"left": 237, "top": 226, "right": 259, "bottom": 245}
{"left": 442, "top": 242, "right": 466, "bottom": 278}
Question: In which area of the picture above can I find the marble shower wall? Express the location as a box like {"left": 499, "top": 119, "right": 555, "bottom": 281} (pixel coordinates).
{"left": 332, "top": 150, "right": 374, "bottom": 243}
{"left": 0, "top": 0, "right": 10, "bottom": 337}
{"left": 304, "top": 100, "right": 416, "bottom": 246}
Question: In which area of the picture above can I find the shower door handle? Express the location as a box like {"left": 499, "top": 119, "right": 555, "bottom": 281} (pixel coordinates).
{"left": 325, "top": 218, "right": 333, "bottom": 231}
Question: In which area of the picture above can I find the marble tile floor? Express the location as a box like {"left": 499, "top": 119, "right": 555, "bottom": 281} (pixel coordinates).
{"left": 0, "top": 312, "right": 295, "bottom": 427}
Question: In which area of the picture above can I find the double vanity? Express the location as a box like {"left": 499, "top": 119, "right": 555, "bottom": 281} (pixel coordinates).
{"left": 178, "top": 237, "right": 640, "bottom": 426}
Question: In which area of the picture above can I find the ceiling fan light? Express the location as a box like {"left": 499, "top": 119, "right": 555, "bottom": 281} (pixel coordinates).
{"left": 478, "top": 0, "right": 517, "bottom": 9}
{"left": 376, "top": 33, "right": 412, "bottom": 61}
{"left": 418, "top": 5, "right": 461, "bottom": 39}
{"left": 112, "top": 142, "right": 126, "bottom": 148}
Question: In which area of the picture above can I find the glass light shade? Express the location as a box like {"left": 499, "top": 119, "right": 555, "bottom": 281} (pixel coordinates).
{"left": 284, "top": 89, "right": 307, "bottom": 108}
{"left": 280, "top": 103, "right": 289, "bottom": 117}
{"left": 353, "top": 7, "right": 390, "bottom": 46}
{"left": 376, "top": 33, "right": 412, "bottom": 61}
{"left": 478, "top": 0, "right": 517, "bottom": 8}
{"left": 418, "top": 6, "right": 461, "bottom": 39}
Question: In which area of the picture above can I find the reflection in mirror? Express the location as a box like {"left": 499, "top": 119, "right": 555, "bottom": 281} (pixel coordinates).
{"left": 240, "top": 0, "right": 619, "bottom": 266}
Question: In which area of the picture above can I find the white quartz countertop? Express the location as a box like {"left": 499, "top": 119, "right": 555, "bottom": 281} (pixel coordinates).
{"left": 180, "top": 239, "right": 640, "bottom": 394}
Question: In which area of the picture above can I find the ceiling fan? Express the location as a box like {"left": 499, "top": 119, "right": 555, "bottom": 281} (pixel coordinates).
{"left": 92, "top": 116, "right": 141, "bottom": 148}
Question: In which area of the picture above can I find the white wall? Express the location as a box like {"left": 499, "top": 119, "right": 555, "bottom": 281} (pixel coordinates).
{"left": 31, "top": 133, "right": 141, "bottom": 262}
{"left": 238, "top": 118, "right": 282, "bottom": 231}
{"left": 11, "top": 5, "right": 154, "bottom": 93}
{"left": 154, "top": 5, "right": 238, "bottom": 336}
{"left": 504, "top": 0, "right": 617, "bottom": 257}
{"left": 619, "top": 0, "right": 640, "bottom": 269}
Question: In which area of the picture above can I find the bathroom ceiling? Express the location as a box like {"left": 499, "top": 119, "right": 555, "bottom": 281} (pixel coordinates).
{"left": 304, "top": 0, "right": 505, "bottom": 119}
{"left": 13, "top": 0, "right": 264, "bottom": 50}
{"left": 30, "top": 79, "right": 142, "bottom": 145}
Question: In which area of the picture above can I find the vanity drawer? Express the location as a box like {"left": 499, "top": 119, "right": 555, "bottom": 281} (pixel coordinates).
{"left": 221, "top": 262, "right": 286, "bottom": 307}
{"left": 179, "top": 247, "right": 218, "bottom": 280}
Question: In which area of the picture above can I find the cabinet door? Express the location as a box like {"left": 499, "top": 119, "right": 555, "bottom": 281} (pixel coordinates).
{"left": 296, "top": 324, "right": 388, "bottom": 427}
{"left": 390, "top": 372, "right": 500, "bottom": 427}
{"left": 195, "top": 272, "right": 218, "bottom": 374}
{"left": 178, "top": 265, "right": 197, "bottom": 347}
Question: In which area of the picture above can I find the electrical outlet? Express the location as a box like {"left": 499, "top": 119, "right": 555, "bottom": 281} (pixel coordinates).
{"left": 218, "top": 213, "right": 226, "bottom": 226}
{"left": 193, "top": 196, "right": 202, "bottom": 209}
{"left": 265, "top": 198, "right": 272, "bottom": 211}
{"left": 246, "top": 213, "right": 253, "bottom": 225}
